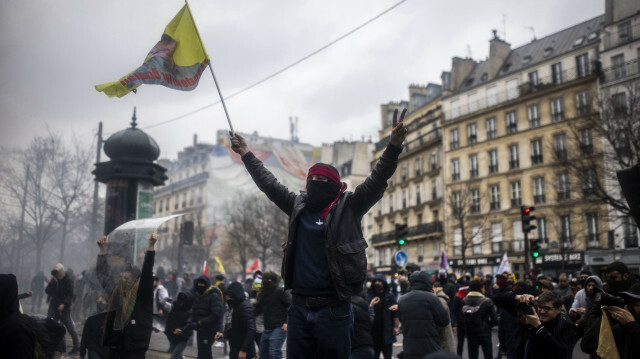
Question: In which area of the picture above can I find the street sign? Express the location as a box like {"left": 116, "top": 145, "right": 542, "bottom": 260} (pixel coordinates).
{"left": 394, "top": 250, "right": 408, "bottom": 267}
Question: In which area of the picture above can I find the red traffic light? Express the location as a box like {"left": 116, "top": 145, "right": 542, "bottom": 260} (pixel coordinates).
{"left": 524, "top": 208, "right": 531, "bottom": 214}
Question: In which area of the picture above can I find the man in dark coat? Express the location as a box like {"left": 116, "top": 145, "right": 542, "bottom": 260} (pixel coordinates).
{"left": 185, "top": 274, "right": 224, "bottom": 359}
{"left": 45, "top": 262, "right": 80, "bottom": 354}
{"left": 397, "top": 271, "right": 450, "bottom": 358}
{"left": 463, "top": 280, "right": 498, "bottom": 359}
{"left": 165, "top": 291, "right": 194, "bottom": 359}
{"left": 229, "top": 108, "right": 408, "bottom": 358}
{"left": 0, "top": 273, "right": 35, "bottom": 359}
{"left": 80, "top": 311, "right": 109, "bottom": 359}
{"left": 254, "top": 271, "right": 290, "bottom": 359}
{"left": 218, "top": 282, "right": 256, "bottom": 359}
{"left": 30, "top": 270, "right": 47, "bottom": 311}
{"left": 365, "top": 275, "right": 398, "bottom": 359}
{"left": 96, "top": 232, "right": 158, "bottom": 359}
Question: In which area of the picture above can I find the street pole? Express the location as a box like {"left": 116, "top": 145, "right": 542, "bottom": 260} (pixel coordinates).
{"left": 16, "top": 166, "right": 29, "bottom": 281}
{"left": 524, "top": 230, "right": 531, "bottom": 275}
{"left": 91, "top": 122, "right": 103, "bottom": 240}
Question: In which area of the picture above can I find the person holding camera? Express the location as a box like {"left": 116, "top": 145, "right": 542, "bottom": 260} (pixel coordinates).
{"left": 492, "top": 290, "right": 580, "bottom": 358}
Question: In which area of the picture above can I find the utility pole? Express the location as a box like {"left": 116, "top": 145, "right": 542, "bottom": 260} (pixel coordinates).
{"left": 16, "top": 166, "right": 29, "bottom": 280}
{"left": 91, "top": 122, "right": 103, "bottom": 241}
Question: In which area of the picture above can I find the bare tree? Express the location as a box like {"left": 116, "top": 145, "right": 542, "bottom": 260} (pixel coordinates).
{"left": 223, "top": 192, "right": 258, "bottom": 279}
{"left": 250, "top": 195, "right": 288, "bottom": 272}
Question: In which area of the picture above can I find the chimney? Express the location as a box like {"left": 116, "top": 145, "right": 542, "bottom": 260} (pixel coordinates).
{"left": 449, "top": 57, "right": 476, "bottom": 92}
{"left": 488, "top": 30, "right": 511, "bottom": 79}
{"left": 193, "top": 134, "right": 198, "bottom": 150}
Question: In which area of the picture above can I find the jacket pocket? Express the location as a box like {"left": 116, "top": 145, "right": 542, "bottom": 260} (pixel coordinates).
{"left": 336, "top": 239, "right": 368, "bottom": 286}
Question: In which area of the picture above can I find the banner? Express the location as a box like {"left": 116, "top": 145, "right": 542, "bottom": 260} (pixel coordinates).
{"left": 439, "top": 250, "right": 450, "bottom": 271}
{"left": 202, "top": 260, "right": 209, "bottom": 276}
{"left": 497, "top": 252, "right": 511, "bottom": 274}
{"left": 215, "top": 256, "right": 226, "bottom": 275}
{"left": 96, "top": 3, "right": 209, "bottom": 98}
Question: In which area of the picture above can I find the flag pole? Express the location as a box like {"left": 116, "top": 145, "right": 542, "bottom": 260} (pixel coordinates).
{"left": 185, "top": 0, "right": 235, "bottom": 135}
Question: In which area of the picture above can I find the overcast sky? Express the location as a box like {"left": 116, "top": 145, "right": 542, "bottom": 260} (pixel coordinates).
{"left": 0, "top": 0, "right": 604, "bottom": 160}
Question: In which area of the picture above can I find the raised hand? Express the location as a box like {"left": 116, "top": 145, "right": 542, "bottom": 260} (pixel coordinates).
{"left": 148, "top": 231, "right": 158, "bottom": 251}
{"left": 97, "top": 236, "right": 109, "bottom": 255}
{"left": 229, "top": 132, "right": 249, "bottom": 156}
{"left": 389, "top": 108, "right": 408, "bottom": 147}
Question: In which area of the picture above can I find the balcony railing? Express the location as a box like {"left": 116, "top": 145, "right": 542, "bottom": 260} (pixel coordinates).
{"left": 602, "top": 22, "right": 640, "bottom": 50}
{"left": 601, "top": 57, "right": 640, "bottom": 84}
{"left": 534, "top": 194, "right": 546, "bottom": 204}
{"left": 470, "top": 169, "right": 478, "bottom": 178}
{"left": 587, "top": 234, "right": 601, "bottom": 248}
{"left": 509, "top": 160, "right": 520, "bottom": 170}
{"left": 370, "top": 221, "right": 443, "bottom": 245}
{"left": 490, "top": 201, "right": 500, "bottom": 210}
{"left": 580, "top": 144, "right": 594, "bottom": 155}
{"left": 446, "top": 66, "right": 592, "bottom": 120}
{"left": 452, "top": 173, "right": 460, "bottom": 181}
{"left": 557, "top": 191, "right": 571, "bottom": 201}
{"left": 555, "top": 149, "right": 567, "bottom": 161}
{"left": 492, "top": 241, "right": 504, "bottom": 254}
{"left": 471, "top": 204, "right": 481, "bottom": 213}
{"left": 489, "top": 165, "right": 499, "bottom": 173}
{"left": 513, "top": 240, "right": 525, "bottom": 252}
{"left": 552, "top": 112, "right": 565, "bottom": 123}
{"left": 511, "top": 198, "right": 522, "bottom": 207}
{"left": 531, "top": 155, "right": 544, "bottom": 165}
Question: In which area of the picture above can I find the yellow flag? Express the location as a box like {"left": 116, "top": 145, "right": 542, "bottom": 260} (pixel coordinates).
{"left": 596, "top": 311, "right": 620, "bottom": 359}
{"left": 95, "top": 3, "right": 209, "bottom": 98}
{"left": 215, "top": 256, "right": 226, "bottom": 275}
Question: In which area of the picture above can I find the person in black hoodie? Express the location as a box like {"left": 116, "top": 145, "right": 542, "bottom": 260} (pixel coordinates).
{"left": 254, "top": 271, "right": 290, "bottom": 359}
{"left": 80, "top": 311, "right": 109, "bottom": 359}
{"left": 365, "top": 275, "right": 399, "bottom": 359}
{"left": 96, "top": 232, "right": 158, "bottom": 359}
{"left": 351, "top": 293, "right": 375, "bottom": 359}
{"left": 45, "top": 262, "right": 80, "bottom": 354}
{"left": 217, "top": 282, "right": 256, "bottom": 359}
{"left": 185, "top": 274, "right": 224, "bottom": 359}
{"left": 165, "top": 291, "right": 194, "bottom": 359}
{"left": 0, "top": 273, "right": 35, "bottom": 359}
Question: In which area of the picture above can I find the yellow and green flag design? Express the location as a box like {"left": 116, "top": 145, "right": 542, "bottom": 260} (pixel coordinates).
{"left": 96, "top": 3, "right": 209, "bottom": 98}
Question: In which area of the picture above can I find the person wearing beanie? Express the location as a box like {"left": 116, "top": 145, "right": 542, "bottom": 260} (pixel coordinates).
{"left": 537, "top": 279, "right": 554, "bottom": 293}
{"left": 462, "top": 280, "right": 498, "bottom": 359}
{"left": 45, "top": 262, "right": 80, "bottom": 354}
{"left": 230, "top": 108, "right": 409, "bottom": 358}
{"left": 398, "top": 271, "right": 450, "bottom": 358}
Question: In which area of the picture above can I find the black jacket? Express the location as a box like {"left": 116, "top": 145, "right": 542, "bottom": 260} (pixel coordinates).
{"left": 492, "top": 291, "right": 580, "bottom": 359}
{"left": 365, "top": 275, "right": 398, "bottom": 344}
{"left": 254, "top": 287, "right": 291, "bottom": 330}
{"left": 397, "top": 271, "right": 450, "bottom": 359}
{"left": 80, "top": 312, "right": 109, "bottom": 358}
{"left": 0, "top": 274, "right": 35, "bottom": 359}
{"left": 165, "top": 291, "right": 194, "bottom": 342}
{"left": 351, "top": 294, "right": 374, "bottom": 350}
{"left": 97, "top": 251, "right": 155, "bottom": 352}
{"left": 461, "top": 292, "right": 498, "bottom": 337}
{"left": 45, "top": 274, "right": 74, "bottom": 315}
{"left": 187, "top": 274, "right": 223, "bottom": 332}
{"left": 225, "top": 282, "right": 256, "bottom": 358}
{"left": 242, "top": 144, "right": 402, "bottom": 301}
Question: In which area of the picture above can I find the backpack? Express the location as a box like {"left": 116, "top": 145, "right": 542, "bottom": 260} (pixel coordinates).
{"left": 461, "top": 297, "right": 488, "bottom": 335}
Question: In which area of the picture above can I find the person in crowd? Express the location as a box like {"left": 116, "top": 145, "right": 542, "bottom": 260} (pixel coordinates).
{"left": 351, "top": 293, "right": 375, "bottom": 359}
{"left": 581, "top": 261, "right": 639, "bottom": 357}
{"left": 451, "top": 285, "right": 469, "bottom": 357}
{"left": 495, "top": 281, "right": 527, "bottom": 359}
{"left": 31, "top": 270, "right": 48, "bottom": 312}
{"left": 80, "top": 311, "right": 109, "bottom": 359}
{"left": 217, "top": 282, "right": 256, "bottom": 359}
{"left": 482, "top": 275, "right": 494, "bottom": 298}
{"left": 537, "top": 279, "right": 554, "bottom": 294}
{"left": 214, "top": 274, "right": 227, "bottom": 293}
{"left": 165, "top": 291, "right": 194, "bottom": 359}
{"left": 255, "top": 271, "right": 290, "bottom": 359}
{"left": 569, "top": 274, "right": 602, "bottom": 321}
{"left": 0, "top": 273, "right": 35, "bottom": 358}
{"left": 398, "top": 271, "right": 450, "bottom": 358}
{"left": 45, "top": 262, "right": 80, "bottom": 355}
{"left": 250, "top": 270, "right": 263, "bottom": 300}
{"left": 433, "top": 282, "right": 455, "bottom": 353}
{"left": 96, "top": 232, "right": 158, "bottom": 359}
{"left": 462, "top": 279, "right": 497, "bottom": 359}
{"left": 437, "top": 271, "right": 457, "bottom": 310}
{"left": 152, "top": 275, "right": 170, "bottom": 330}
{"left": 166, "top": 269, "right": 179, "bottom": 299}
{"left": 405, "top": 263, "right": 421, "bottom": 278}
{"left": 595, "top": 282, "right": 640, "bottom": 359}
{"left": 554, "top": 273, "right": 573, "bottom": 311}
{"left": 229, "top": 108, "right": 408, "bottom": 358}
{"left": 366, "top": 275, "right": 399, "bottom": 359}
{"left": 392, "top": 270, "right": 410, "bottom": 299}
{"left": 492, "top": 289, "right": 580, "bottom": 358}
{"left": 184, "top": 274, "right": 224, "bottom": 359}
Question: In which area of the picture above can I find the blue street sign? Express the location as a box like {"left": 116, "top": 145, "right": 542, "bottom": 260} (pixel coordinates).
{"left": 394, "top": 250, "right": 408, "bottom": 267}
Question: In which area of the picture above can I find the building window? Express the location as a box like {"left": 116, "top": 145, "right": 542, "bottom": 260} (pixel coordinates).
{"left": 469, "top": 92, "right": 479, "bottom": 113}
{"left": 489, "top": 150, "right": 499, "bottom": 173}
{"left": 618, "top": 21, "right": 631, "bottom": 43}
{"left": 401, "top": 164, "right": 408, "bottom": 182}
{"left": 583, "top": 169, "right": 597, "bottom": 197}
{"left": 450, "top": 129, "right": 459, "bottom": 149}
{"left": 513, "top": 220, "right": 524, "bottom": 251}
{"left": 531, "top": 139, "right": 543, "bottom": 165}
{"left": 509, "top": 144, "right": 520, "bottom": 169}
{"left": 612, "top": 54, "right": 626, "bottom": 79}
{"left": 432, "top": 179, "right": 439, "bottom": 200}
{"left": 390, "top": 193, "right": 396, "bottom": 212}
{"left": 471, "top": 189, "right": 480, "bottom": 213}
{"left": 560, "top": 215, "right": 573, "bottom": 248}
{"left": 580, "top": 128, "right": 593, "bottom": 154}
{"left": 490, "top": 184, "right": 500, "bottom": 210}
{"left": 506, "top": 79, "right": 519, "bottom": 100}
{"left": 576, "top": 53, "right": 590, "bottom": 78}
{"left": 585, "top": 213, "right": 600, "bottom": 247}
{"left": 486, "top": 117, "right": 497, "bottom": 139}
{"left": 430, "top": 151, "right": 439, "bottom": 170}
{"left": 414, "top": 157, "right": 423, "bottom": 176}
{"left": 576, "top": 91, "right": 591, "bottom": 116}
{"left": 491, "top": 222, "right": 503, "bottom": 254}
{"left": 612, "top": 92, "right": 628, "bottom": 116}
{"left": 472, "top": 225, "right": 482, "bottom": 254}
{"left": 528, "top": 104, "right": 540, "bottom": 128}
{"left": 528, "top": 70, "right": 539, "bottom": 86}
{"left": 454, "top": 228, "right": 462, "bottom": 256}
{"left": 533, "top": 177, "right": 546, "bottom": 204}
{"left": 534, "top": 217, "right": 548, "bottom": 245}
{"left": 416, "top": 184, "right": 423, "bottom": 204}
{"left": 487, "top": 86, "right": 498, "bottom": 106}
{"left": 469, "top": 154, "right": 479, "bottom": 177}
{"left": 551, "top": 97, "right": 565, "bottom": 122}
{"left": 402, "top": 189, "right": 409, "bottom": 209}
{"left": 511, "top": 181, "right": 522, "bottom": 207}
{"left": 551, "top": 62, "right": 563, "bottom": 84}
{"left": 623, "top": 216, "right": 639, "bottom": 247}
{"left": 451, "top": 159, "right": 460, "bottom": 181}
{"left": 506, "top": 111, "right": 518, "bottom": 134}
{"left": 452, "top": 191, "right": 461, "bottom": 215}
{"left": 557, "top": 172, "right": 570, "bottom": 201}
{"left": 554, "top": 133, "right": 567, "bottom": 160}
{"left": 158, "top": 199, "right": 163, "bottom": 213}
{"left": 467, "top": 123, "right": 477, "bottom": 144}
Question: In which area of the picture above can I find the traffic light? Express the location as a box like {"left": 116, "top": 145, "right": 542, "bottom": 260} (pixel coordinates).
{"left": 395, "top": 223, "right": 408, "bottom": 246}
{"left": 530, "top": 239, "right": 542, "bottom": 258}
{"left": 182, "top": 221, "right": 194, "bottom": 245}
{"left": 521, "top": 206, "right": 537, "bottom": 234}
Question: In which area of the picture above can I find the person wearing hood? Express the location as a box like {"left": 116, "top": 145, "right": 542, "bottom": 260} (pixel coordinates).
{"left": 351, "top": 293, "right": 375, "bottom": 359}
{"left": 398, "top": 271, "right": 450, "bottom": 358}
{"left": 462, "top": 280, "right": 498, "bottom": 359}
{"left": 365, "top": 275, "right": 399, "bottom": 359}
{"left": 0, "top": 273, "right": 35, "bottom": 358}
{"left": 165, "top": 291, "right": 194, "bottom": 359}
{"left": 185, "top": 274, "right": 224, "bottom": 359}
{"left": 217, "top": 282, "right": 256, "bottom": 359}
{"left": 229, "top": 108, "right": 408, "bottom": 358}
{"left": 254, "top": 271, "right": 290, "bottom": 359}
{"left": 432, "top": 282, "right": 455, "bottom": 353}
{"left": 45, "top": 262, "right": 80, "bottom": 354}
{"left": 96, "top": 232, "right": 158, "bottom": 359}
{"left": 569, "top": 275, "right": 602, "bottom": 321}
{"left": 450, "top": 285, "right": 469, "bottom": 357}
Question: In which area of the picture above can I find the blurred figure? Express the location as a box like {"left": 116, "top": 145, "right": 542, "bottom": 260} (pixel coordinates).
{"left": 554, "top": 273, "right": 572, "bottom": 311}
{"left": 255, "top": 271, "right": 290, "bottom": 359}
{"left": 366, "top": 275, "right": 398, "bottom": 359}
{"left": 405, "top": 263, "right": 421, "bottom": 278}
{"left": 184, "top": 274, "right": 224, "bottom": 359}
{"left": 45, "top": 262, "right": 79, "bottom": 354}
{"left": 351, "top": 294, "right": 375, "bottom": 359}
{"left": 451, "top": 285, "right": 470, "bottom": 357}
{"left": 433, "top": 282, "right": 455, "bottom": 353}
{"left": 80, "top": 310, "right": 109, "bottom": 359}
{"left": 31, "top": 270, "right": 47, "bottom": 312}
{"left": 218, "top": 282, "right": 256, "bottom": 359}
{"left": 569, "top": 275, "right": 602, "bottom": 321}
{"left": 152, "top": 275, "right": 170, "bottom": 331}
{"left": 392, "top": 270, "right": 410, "bottom": 299}
{"left": 165, "top": 291, "right": 194, "bottom": 359}
{"left": 0, "top": 273, "right": 35, "bottom": 358}
{"left": 462, "top": 280, "right": 497, "bottom": 359}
